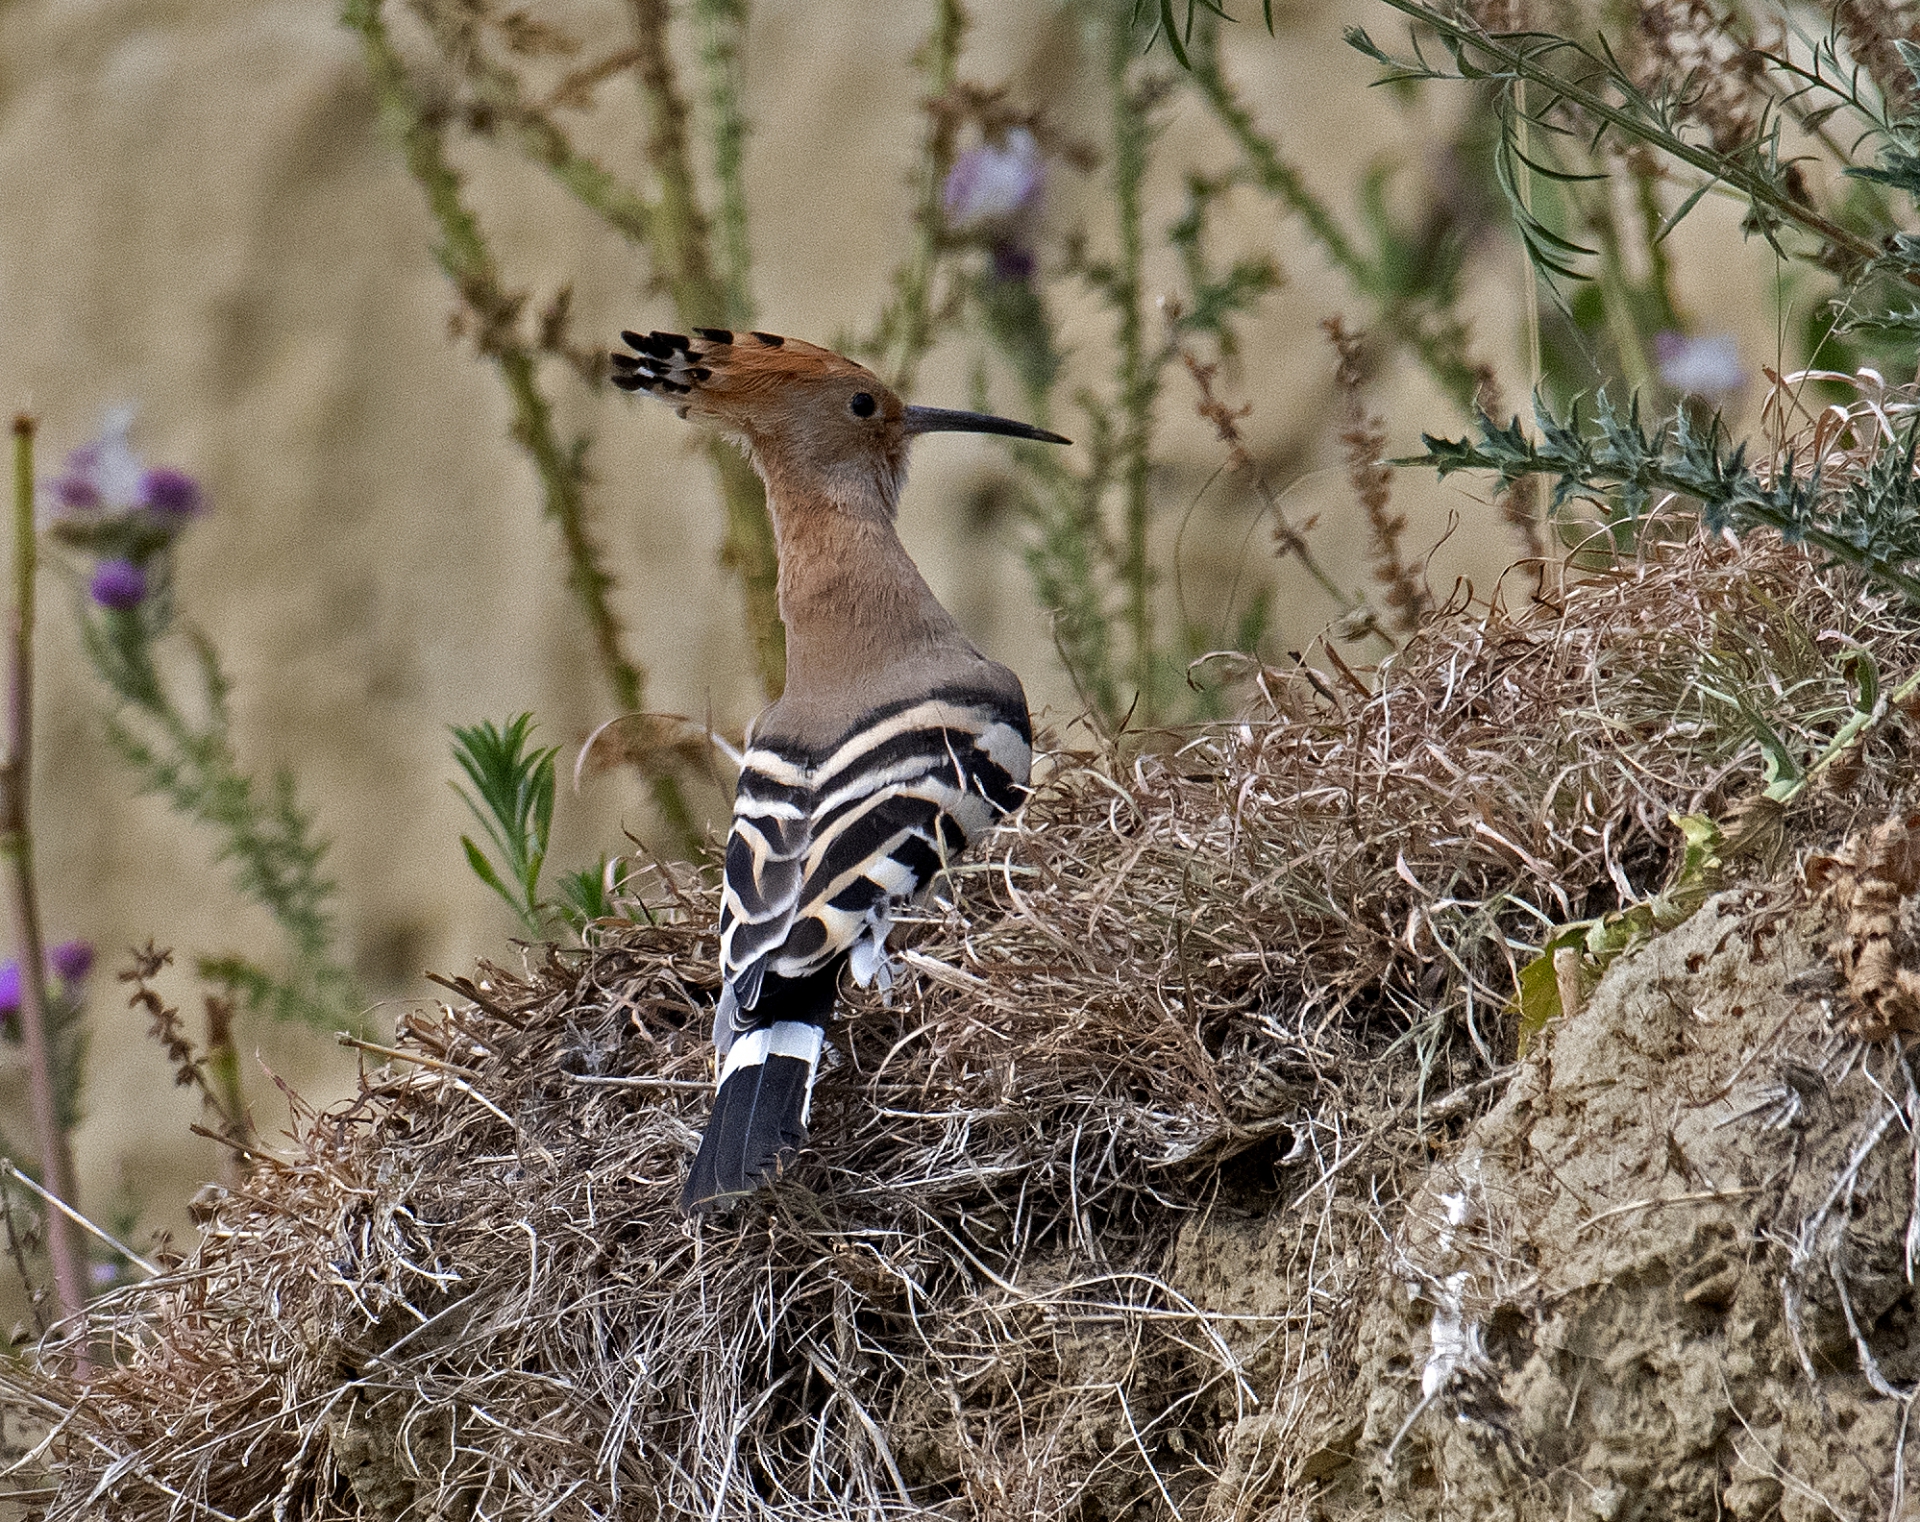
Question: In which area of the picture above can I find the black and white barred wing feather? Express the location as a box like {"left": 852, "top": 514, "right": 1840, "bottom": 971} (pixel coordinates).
{"left": 714, "top": 745, "right": 812, "bottom": 1040}
{"left": 684, "top": 690, "right": 1030, "bottom": 1213}
{"left": 718, "top": 691, "right": 1030, "bottom": 1032}
{"left": 796, "top": 693, "right": 1029, "bottom": 970}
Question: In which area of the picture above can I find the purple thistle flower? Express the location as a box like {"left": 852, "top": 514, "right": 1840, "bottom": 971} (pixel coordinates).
{"left": 49, "top": 939, "right": 94, "bottom": 983}
{"left": 91, "top": 558, "right": 148, "bottom": 610}
{"left": 39, "top": 410, "right": 205, "bottom": 531}
{"left": 1654, "top": 331, "right": 1744, "bottom": 400}
{"left": 0, "top": 961, "right": 20, "bottom": 1016}
{"left": 991, "top": 240, "right": 1038, "bottom": 285}
{"left": 944, "top": 128, "right": 1043, "bottom": 232}
{"left": 57, "top": 409, "right": 145, "bottom": 511}
{"left": 53, "top": 474, "right": 102, "bottom": 513}
{"left": 139, "top": 466, "right": 203, "bottom": 520}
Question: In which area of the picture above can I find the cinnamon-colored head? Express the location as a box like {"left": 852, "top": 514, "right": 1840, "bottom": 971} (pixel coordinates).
{"left": 611, "top": 328, "right": 1067, "bottom": 519}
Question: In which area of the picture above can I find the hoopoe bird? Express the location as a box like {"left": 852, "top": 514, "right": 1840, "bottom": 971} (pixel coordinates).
{"left": 611, "top": 328, "right": 1070, "bottom": 1215}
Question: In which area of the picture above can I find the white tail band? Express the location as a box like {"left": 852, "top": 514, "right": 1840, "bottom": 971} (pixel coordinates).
{"left": 718, "top": 1021, "right": 824, "bottom": 1085}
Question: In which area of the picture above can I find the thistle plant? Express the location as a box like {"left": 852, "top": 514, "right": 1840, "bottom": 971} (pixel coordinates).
{"left": 1358, "top": 11, "right": 1920, "bottom": 611}
{"left": 1411, "top": 392, "right": 1920, "bottom": 606}
{"left": 1343, "top": 4, "right": 1920, "bottom": 403}
{"left": 44, "top": 412, "right": 361, "bottom": 1032}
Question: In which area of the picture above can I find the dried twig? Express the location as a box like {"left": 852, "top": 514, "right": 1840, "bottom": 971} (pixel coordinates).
{"left": 1, "top": 416, "right": 83, "bottom": 1332}
{"left": 1177, "top": 347, "right": 1353, "bottom": 613}
{"left": 1324, "top": 317, "right": 1430, "bottom": 634}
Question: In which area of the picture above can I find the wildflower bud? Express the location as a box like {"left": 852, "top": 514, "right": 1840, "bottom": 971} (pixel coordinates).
{"left": 991, "top": 241, "right": 1037, "bottom": 285}
{"left": 49, "top": 939, "right": 94, "bottom": 983}
{"left": 53, "top": 475, "right": 102, "bottom": 513}
{"left": 90, "top": 558, "right": 148, "bottom": 610}
{"left": 944, "top": 128, "right": 1044, "bottom": 232}
{"left": 1654, "top": 331, "right": 1744, "bottom": 401}
{"left": 0, "top": 961, "right": 19, "bottom": 1017}
{"left": 139, "top": 466, "right": 203, "bottom": 520}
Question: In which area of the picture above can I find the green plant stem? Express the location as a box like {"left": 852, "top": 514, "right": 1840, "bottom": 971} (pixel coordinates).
{"left": 2, "top": 417, "right": 84, "bottom": 1333}
{"left": 405, "top": 0, "right": 778, "bottom": 701}
{"left": 626, "top": 0, "right": 728, "bottom": 321}
{"left": 1628, "top": 157, "right": 1680, "bottom": 334}
{"left": 1781, "top": 663, "right": 1920, "bottom": 803}
{"left": 1108, "top": 3, "right": 1161, "bottom": 720}
{"left": 407, "top": 0, "right": 655, "bottom": 244}
{"left": 708, "top": 442, "right": 784, "bottom": 695}
{"left": 351, "top": 0, "right": 634, "bottom": 705}
{"left": 626, "top": 0, "right": 783, "bottom": 698}
{"left": 1188, "top": 37, "right": 1360, "bottom": 274}
{"left": 1515, "top": 81, "right": 1548, "bottom": 529}
{"left": 1368, "top": 0, "right": 1885, "bottom": 271}
{"left": 88, "top": 621, "right": 360, "bottom": 1030}
{"left": 347, "top": 0, "right": 699, "bottom": 842}
{"left": 1593, "top": 211, "right": 1655, "bottom": 401}
{"left": 1021, "top": 456, "right": 1122, "bottom": 722}
{"left": 202, "top": 996, "right": 249, "bottom": 1171}
{"left": 880, "top": 0, "right": 967, "bottom": 394}
{"left": 694, "top": 0, "right": 756, "bottom": 326}
{"left": 1414, "top": 418, "right": 1920, "bottom": 607}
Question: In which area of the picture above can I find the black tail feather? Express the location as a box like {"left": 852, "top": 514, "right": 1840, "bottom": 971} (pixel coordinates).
{"left": 680, "top": 1025, "right": 822, "bottom": 1216}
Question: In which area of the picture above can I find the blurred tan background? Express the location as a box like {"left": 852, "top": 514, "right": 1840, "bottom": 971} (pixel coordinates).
{"left": 0, "top": 0, "right": 1782, "bottom": 1255}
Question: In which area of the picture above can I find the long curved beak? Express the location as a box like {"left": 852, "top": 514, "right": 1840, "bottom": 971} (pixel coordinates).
{"left": 903, "top": 405, "right": 1071, "bottom": 446}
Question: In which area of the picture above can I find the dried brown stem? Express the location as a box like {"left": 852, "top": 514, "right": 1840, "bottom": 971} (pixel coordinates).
{"left": 3, "top": 415, "right": 84, "bottom": 1339}
{"left": 1178, "top": 347, "right": 1354, "bottom": 614}
{"left": 1324, "top": 318, "right": 1429, "bottom": 635}
{"left": 121, "top": 944, "right": 250, "bottom": 1165}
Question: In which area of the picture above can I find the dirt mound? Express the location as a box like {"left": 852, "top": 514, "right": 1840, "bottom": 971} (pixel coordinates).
{"left": 1306, "top": 890, "right": 1917, "bottom": 1520}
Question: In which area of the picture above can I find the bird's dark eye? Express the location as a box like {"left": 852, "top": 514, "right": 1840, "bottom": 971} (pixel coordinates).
{"left": 849, "top": 392, "right": 877, "bottom": 419}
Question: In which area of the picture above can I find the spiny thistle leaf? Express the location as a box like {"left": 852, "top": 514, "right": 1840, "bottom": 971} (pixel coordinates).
{"left": 1405, "top": 393, "right": 1920, "bottom": 608}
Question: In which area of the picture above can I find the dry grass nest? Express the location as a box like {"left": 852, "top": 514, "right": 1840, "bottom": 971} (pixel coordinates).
{"left": 9, "top": 531, "right": 1920, "bottom": 1521}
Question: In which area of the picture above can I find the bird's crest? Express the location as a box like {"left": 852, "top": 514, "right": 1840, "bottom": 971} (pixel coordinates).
{"left": 611, "top": 329, "right": 888, "bottom": 422}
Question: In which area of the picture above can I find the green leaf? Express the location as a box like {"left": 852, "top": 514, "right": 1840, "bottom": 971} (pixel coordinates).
{"left": 1153, "top": 0, "right": 1191, "bottom": 68}
{"left": 1343, "top": 25, "right": 1392, "bottom": 66}
{"left": 1656, "top": 812, "right": 1724, "bottom": 923}
{"left": 450, "top": 713, "right": 559, "bottom": 932}
{"left": 1747, "top": 710, "right": 1802, "bottom": 800}
{"left": 555, "top": 860, "right": 617, "bottom": 931}
{"left": 1514, "top": 813, "right": 1729, "bottom": 1056}
{"left": 1514, "top": 926, "right": 1587, "bottom": 1055}
{"left": 461, "top": 834, "right": 514, "bottom": 905}
{"left": 1655, "top": 175, "right": 1719, "bottom": 243}
{"left": 1842, "top": 646, "right": 1881, "bottom": 717}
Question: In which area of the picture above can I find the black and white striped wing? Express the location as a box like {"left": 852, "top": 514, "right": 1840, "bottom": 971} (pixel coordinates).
{"left": 714, "top": 743, "right": 813, "bottom": 1045}
{"left": 715, "top": 691, "right": 1031, "bottom": 1046}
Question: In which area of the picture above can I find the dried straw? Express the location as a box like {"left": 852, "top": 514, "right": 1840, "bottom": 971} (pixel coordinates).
{"left": 6, "top": 527, "right": 1918, "bottom": 1521}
